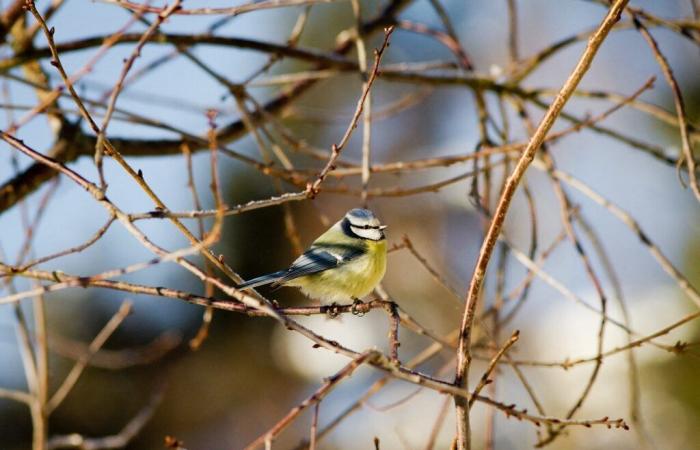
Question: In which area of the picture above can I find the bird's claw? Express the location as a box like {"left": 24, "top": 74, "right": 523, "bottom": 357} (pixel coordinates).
{"left": 326, "top": 302, "right": 341, "bottom": 319}
{"left": 351, "top": 298, "right": 366, "bottom": 317}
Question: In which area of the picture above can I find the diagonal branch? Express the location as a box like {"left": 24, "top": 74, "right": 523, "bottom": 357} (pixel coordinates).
{"left": 452, "top": 2, "right": 629, "bottom": 449}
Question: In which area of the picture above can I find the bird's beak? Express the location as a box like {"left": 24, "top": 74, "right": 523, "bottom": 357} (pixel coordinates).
{"left": 379, "top": 225, "right": 388, "bottom": 230}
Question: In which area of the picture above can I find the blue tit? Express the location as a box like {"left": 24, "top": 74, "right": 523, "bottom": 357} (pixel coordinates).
{"left": 238, "top": 208, "right": 387, "bottom": 304}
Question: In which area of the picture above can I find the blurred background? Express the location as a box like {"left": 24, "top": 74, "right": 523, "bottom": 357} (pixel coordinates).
{"left": 0, "top": 0, "right": 699, "bottom": 449}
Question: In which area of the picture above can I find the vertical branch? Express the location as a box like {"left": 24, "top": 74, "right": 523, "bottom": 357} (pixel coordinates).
{"left": 1, "top": 58, "right": 51, "bottom": 445}
{"left": 453, "top": 2, "right": 628, "bottom": 448}
{"left": 187, "top": 109, "right": 223, "bottom": 350}
{"left": 506, "top": 0, "right": 520, "bottom": 63}
{"left": 32, "top": 288, "right": 49, "bottom": 450}
{"left": 472, "top": 91, "right": 494, "bottom": 216}
{"left": 351, "top": 0, "right": 373, "bottom": 206}
{"left": 309, "top": 402, "right": 320, "bottom": 450}
{"left": 386, "top": 301, "right": 401, "bottom": 362}
{"left": 483, "top": 246, "right": 508, "bottom": 450}
{"left": 13, "top": 303, "right": 42, "bottom": 450}
{"left": 1, "top": 163, "right": 45, "bottom": 450}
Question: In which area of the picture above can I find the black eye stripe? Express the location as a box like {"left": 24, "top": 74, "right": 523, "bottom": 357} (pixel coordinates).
{"left": 350, "top": 223, "right": 380, "bottom": 230}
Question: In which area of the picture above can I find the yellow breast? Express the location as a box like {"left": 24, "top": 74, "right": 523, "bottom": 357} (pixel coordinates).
{"left": 287, "top": 239, "right": 387, "bottom": 303}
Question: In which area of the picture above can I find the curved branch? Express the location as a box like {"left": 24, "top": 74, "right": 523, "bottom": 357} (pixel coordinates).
{"left": 0, "top": 33, "right": 357, "bottom": 72}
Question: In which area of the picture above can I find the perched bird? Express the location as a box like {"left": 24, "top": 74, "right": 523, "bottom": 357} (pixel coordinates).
{"left": 238, "top": 208, "right": 387, "bottom": 304}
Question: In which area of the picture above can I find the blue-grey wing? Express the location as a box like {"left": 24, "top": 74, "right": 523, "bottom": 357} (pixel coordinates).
{"left": 277, "top": 244, "right": 365, "bottom": 284}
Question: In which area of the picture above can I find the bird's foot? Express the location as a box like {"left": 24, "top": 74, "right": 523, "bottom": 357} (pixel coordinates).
{"left": 326, "top": 302, "right": 341, "bottom": 319}
{"left": 351, "top": 298, "right": 367, "bottom": 317}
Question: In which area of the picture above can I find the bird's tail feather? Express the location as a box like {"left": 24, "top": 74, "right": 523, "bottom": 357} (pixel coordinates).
{"left": 238, "top": 270, "right": 286, "bottom": 290}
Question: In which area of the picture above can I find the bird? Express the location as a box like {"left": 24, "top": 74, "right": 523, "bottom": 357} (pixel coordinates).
{"left": 238, "top": 208, "right": 387, "bottom": 305}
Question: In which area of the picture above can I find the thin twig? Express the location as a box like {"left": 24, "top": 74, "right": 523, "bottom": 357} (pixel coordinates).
{"left": 306, "top": 26, "right": 395, "bottom": 198}
{"left": 468, "top": 330, "right": 519, "bottom": 408}
{"left": 631, "top": 13, "right": 700, "bottom": 201}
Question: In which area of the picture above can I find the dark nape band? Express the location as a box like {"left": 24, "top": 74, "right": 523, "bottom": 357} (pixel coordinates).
{"left": 341, "top": 218, "right": 361, "bottom": 239}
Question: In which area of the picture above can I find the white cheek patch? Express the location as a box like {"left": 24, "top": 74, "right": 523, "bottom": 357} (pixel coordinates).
{"left": 351, "top": 225, "right": 382, "bottom": 241}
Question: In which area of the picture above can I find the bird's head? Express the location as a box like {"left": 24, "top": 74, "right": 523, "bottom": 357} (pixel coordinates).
{"left": 342, "top": 208, "right": 387, "bottom": 241}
